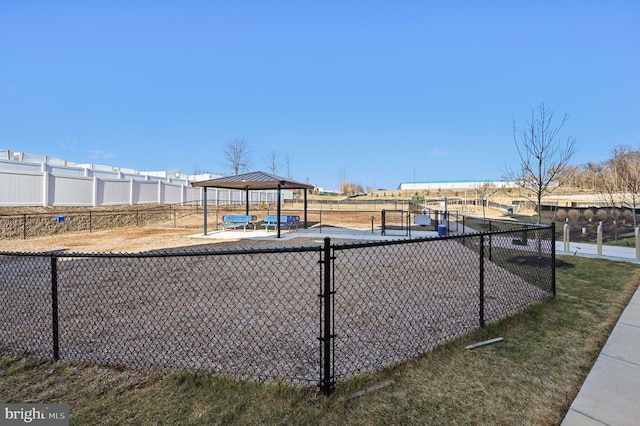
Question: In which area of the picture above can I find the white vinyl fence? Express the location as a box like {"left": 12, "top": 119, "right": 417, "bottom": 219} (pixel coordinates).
{"left": 0, "top": 151, "right": 285, "bottom": 207}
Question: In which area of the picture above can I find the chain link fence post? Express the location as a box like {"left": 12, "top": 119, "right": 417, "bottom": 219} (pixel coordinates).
{"left": 552, "top": 223, "right": 557, "bottom": 297}
{"left": 319, "top": 237, "right": 335, "bottom": 395}
{"left": 51, "top": 255, "right": 59, "bottom": 361}
{"left": 479, "top": 234, "right": 485, "bottom": 328}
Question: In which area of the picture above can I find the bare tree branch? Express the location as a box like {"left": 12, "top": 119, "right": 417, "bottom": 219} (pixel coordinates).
{"left": 509, "top": 103, "right": 577, "bottom": 223}
{"left": 222, "top": 137, "right": 252, "bottom": 175}
{"left": 284, "top": 151, "right": 293, "bottom": 179}
{"left": 598, "top": 145, "right": 640, "bottom": 228}
{"left": 266, "top": 149, "right": 278, "bottom": 175}
{"left": 475, "top": 181, "right": 498, "bottom": 219}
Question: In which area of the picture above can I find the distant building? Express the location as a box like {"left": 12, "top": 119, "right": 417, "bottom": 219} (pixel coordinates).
{"left": 398, "top": 180, "right": 517, "bottom": 191}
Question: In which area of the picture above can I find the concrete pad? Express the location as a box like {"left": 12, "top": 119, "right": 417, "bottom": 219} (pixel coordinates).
{"left": 600, "top": 323, "right": 640, "bottom": 365}
{"left": 188, "top": 229, "right": 300, "bottom": 241}
{"left": 618, "top": 303, "right": 640, "bottom": 329}
{"left": 629, "top": 288, "right": 640, "bottom": 311}
{"left": 566, "top": 355, "right": 640, "bottom": 426}
{"left": 187, "top": 227, "right": 439, "bottom": 243}
{"left": 562, "top": 409, "right": 608, "bottom": 426}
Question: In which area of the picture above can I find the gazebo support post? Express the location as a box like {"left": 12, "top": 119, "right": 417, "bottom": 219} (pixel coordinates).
{"left": 244, "top": 188, "right": 249, "bottom": 215}
{"left": 277, "top": 183, "right": 282, "bottom": 238}
{"left": 203, "top": 187, "right": 208, "bottom": 236}
{"left": 304, "top": 189, "right": 308, "bottom": 229}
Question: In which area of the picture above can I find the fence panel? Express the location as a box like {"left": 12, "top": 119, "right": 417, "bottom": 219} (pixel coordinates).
{"left": 0, "top": 171, "right": 43, "bottom": 206}
{"left": 54, "top": 248, "right": 322, "bottom": 384}
{"left": 478, "top": 227, "right": 554, "bottom": 323}
{"left": 330, "top": 228, "right": 554, "bottom": 381}
{"left": 162, "top": 183, "right": 182, "bottom": 204}
{"left": 331, "top": 238, "right": 483, "bottom": 380}
{"left": 136, "top": 181, "right": 159, "bottom": 204}
{"left": 52, "top": 175, "right": 93, "bottom": 206}
{"left": 99, "top": 179, "right": 130, "bottom": 206}
{"left": 0, "top": 254, "right": 53, "bottom": 358}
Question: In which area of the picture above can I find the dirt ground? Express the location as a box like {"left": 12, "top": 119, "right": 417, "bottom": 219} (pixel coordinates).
{"left": 1, "top": 205, "right": 552, "bottom": 386}
{"left": 0, "top": 203, "right": 534, "bottom": 254}
{"left": 0, "top": 209, "right": 376, "bottom": 253}
{"left": 0, "top": 211, "right": 551, "bottom": 385}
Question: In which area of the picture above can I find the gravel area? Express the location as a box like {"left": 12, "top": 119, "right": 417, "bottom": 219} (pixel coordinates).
{"left": 0, "top": 210, "right": 553, "bottom": 386}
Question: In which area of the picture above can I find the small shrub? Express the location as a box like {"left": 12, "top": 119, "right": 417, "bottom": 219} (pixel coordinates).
{"left": 555, "top": 209, "right": 567, "bottom": 222}
{"left": 584, "top": 209, "right": 594, "bottom": 222}
{"left": 568, "top": 209, "right": 581, "bottom": 222}
{"left": 623, "top": 210, "right": 634, "bottom": 223}
{"left": 596, "top": 209, "right": 608, "bottom": 222}
{"left": 612, "top": 209, "right": 622, "bottom": 221}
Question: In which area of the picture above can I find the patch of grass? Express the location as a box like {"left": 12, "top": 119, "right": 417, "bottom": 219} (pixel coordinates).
{"left": 509, "top": 214, "right": 540, "bottom": 224}
{"left": 608, "top": 231, "right": 637, "bottom": 248}
{"left": 2, "top": 257, "right": 639, "bottom": 425}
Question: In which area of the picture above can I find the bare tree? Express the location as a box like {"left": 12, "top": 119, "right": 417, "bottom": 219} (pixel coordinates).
{"left": 222, "top": 137, "right": 251, "bottom": 175}
{"left": 284, "top": 151, "right": 293, "bottom": 179}
{"left": 475, "top": 181, "right": 498, "bottom": 219}
{"left": 585, "top": 162, "right": 603, "bottom": 191}
{"left": 599, "top": 146, "right": 640, "bottom": 229}
{"left": 266, "top": 149, "right": 278, "bottom": 175}
{"left": 615, "top": 147, "right": 640, "bottom": 229}
{"left": 559, "top": 165, "right": 579, "bottom": 189}
{"left": 340, "top": 181, "right": 364, "bottom": 197}
{"left": 509, "top": 104, "right": 577, "bottom": 223}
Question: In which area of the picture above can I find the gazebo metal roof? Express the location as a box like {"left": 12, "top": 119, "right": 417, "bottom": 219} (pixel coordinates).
{"left": 191, "top": 171, "right": 314, "bottom": 191}
{"left": 191, "top": 171, "right": 314, "bottom": 238}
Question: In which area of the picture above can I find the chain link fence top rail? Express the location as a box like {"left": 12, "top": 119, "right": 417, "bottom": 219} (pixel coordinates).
{"left": 0, "top": 225, "right": 554, "bottom": 392}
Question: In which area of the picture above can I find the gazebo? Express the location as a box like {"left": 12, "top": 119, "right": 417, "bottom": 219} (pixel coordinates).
{"left": 191, "top": 171, "right": 315, "bottom": 238}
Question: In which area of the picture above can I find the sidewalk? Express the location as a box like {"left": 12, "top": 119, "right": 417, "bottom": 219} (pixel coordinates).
{"left": 557, "top": 241, "right": 640, "bottom": 264}
{"left": 189, "top": 226, "right": 439, "bottom": 242}
{"left": 559, "top": 242, "right": 640, "bottom": 426}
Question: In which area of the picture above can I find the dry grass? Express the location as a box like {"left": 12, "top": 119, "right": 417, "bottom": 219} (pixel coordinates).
{"left": 0, "top": 208, "right": 382, "bottom": 253}
{"left": 1, "top": 257, "right": 638, "bottom": 424}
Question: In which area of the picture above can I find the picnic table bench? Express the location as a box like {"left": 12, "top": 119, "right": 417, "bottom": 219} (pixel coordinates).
{"left": 261, "top": 215, "right": 300, "bottom": 231}
{"left": 219, "top": 215, "right": 257, "bottom": 231}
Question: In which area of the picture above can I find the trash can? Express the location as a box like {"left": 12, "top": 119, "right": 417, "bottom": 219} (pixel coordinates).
{"left": 507, "top": 206, "right": 514, "bottom": 215}
{"left": 438, "top": 224, "right": 447, "bottom": 237}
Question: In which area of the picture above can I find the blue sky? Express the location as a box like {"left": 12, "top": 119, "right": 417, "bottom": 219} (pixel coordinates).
{"left": 1, "top": 1, "right": 638, "bottom": 190}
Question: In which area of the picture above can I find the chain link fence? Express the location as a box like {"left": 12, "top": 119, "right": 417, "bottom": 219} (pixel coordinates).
{"left": 0, "top": 225, "right": 555, "bottom": 394}
{"left": 0, "top": 207, "right": 179, "bottom": 239}
{"left": 327, "top": 227, "right": 554, "bottom": 390}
